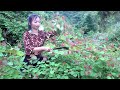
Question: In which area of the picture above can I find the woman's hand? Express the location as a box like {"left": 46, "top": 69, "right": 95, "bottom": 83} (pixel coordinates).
{"left": 43, "top": 47, "right": 52, "bottom": 52}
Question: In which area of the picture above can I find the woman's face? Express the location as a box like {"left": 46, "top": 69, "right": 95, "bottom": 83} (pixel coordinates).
{"left": 30, "top": 17, "right": 40, "bottom": 30}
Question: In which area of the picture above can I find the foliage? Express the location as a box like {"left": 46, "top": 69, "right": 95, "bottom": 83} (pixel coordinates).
{"left": 1, "top": 11, "right": 120, "bottom": 79}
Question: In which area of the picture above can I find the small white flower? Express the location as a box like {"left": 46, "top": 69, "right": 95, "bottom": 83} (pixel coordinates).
{"left": 39, "top": 25, "right": 44, "bottom": 31}
{"left": 56, "top": 24, "right": 60, "bottom": 29}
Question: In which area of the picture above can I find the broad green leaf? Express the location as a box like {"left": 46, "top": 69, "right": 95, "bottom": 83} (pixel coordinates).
{"left": 45, "top": 64, "right": 49, "bottom": 67}
{"left": 41, "top": 71, "right": 46, "bottom": 74}
{"left": 73, "top": 73, "right": 78, "bottom": 77}
{"left": 37, "top": 61, "right": 41, "bottom": 64}
{"left": 20, "top": 57, "right": 25, "bottom": 62}
{"left": 32, "top": 68, "right": 39, "bottom": 73}
{"left": 117, "top": 57, "right": 120, "bottom": 61}
{"left": 100, "top": 57, "right": 105, "bottom": 61}
{"left": 0, "top": 46, "right": 6, "bottom": 52}
{"left": 53, "top": 50, "right": 64, "bottom": 55}
{"left": 45, "top": 43, "right": 55, "bottom": 49}
{"left": 68, "top": 35, "right": 73, "bottom": 39}
{"left": 80, "top": 71, "right": 85, "bottom": 76}
{"left": 37, "top": 71, "right": 42, "bottom": 75}
{"left": 16, "top": 51, "right": 24, "bottom": 56}
{"left": 70, "top": 71, "right": 74, "bottom": 75}
{"left": 8, "top": 70, "right": 14, "bottom": 74}
{"left": 49, "top": 74, "right": 54, "bottom": 77}
{"left": 55, "top": 63, "right": 60, "bottom": 66}
{"left": 0, "top": 37, "right": 4, "bottom": 41}
{"left": 50, "top": 70, "right": 54, "bottom": 74}
{"left": 91, "top": 72, "right": 97, "bottom": 77}
{"left": 76, "top": 66, "right": 80, "bottom": 70}
{"left": 60, "top": 36, "right": 66, "bottom": 40}
{"left": 66, "top": 65, "right": 71, "bottom": 69}
{"left": 0, "top": 53, "right": 4, "bottom": 57}
{"left": 112, "top": 73, "right": 117, "bottom": 76}
{"left": 107, "top": 76, "right": 112, "bottom": 79}
{"left": 57, "top": 51, "right": 65, "bottom": 55}
{"left": 40, "top": 65, "right": 46, "bottom": 68}
{"left": 7, "top": 62, "right": 13, "bottom": 66}
{"left": 14, "top": 46, "right": 20, "bottom": 50}
{"left": 64, "top": 70, "right": 68, "bottom": 73}
{"left": 64, "top": 76, "right": 69, "bottom": 79}
{"left": 99, "top": 51, "right": 105, "bottom": 55}
{"left": 57, "top": 75, "right": 61, "bottom": 79}
{"left": 58, "top": 68, "right": 64, "bottom": 72}
{"left": 50, "top": 62, "right": 55, "bottom": 66}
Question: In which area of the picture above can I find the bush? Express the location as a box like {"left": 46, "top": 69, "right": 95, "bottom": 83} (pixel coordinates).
{"left": 1, "top": 11, "right": 120, "bottom": 79}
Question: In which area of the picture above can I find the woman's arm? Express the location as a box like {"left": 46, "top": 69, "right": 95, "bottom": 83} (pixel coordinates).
{"left": 23, "top": 32, "right": 35, "bottom": 55}
{"left": 33, "top": 47, "right": 51, "bottom": 52}
{"left": 33, "top": 47, "right": 52, "bottom": 55}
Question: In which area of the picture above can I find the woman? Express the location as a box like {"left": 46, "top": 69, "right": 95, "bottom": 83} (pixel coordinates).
{"left": 23, "top": 14, "right": 57, "bottom": 66}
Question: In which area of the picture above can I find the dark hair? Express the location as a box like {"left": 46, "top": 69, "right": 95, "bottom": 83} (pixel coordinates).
{"left": 27, "top": 14, "right": 40, "bottom": 30}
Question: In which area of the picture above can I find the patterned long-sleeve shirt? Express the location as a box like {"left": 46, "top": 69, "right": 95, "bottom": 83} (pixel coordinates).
{"left": 23, "top": 30, "right": 57, "bottom": 55}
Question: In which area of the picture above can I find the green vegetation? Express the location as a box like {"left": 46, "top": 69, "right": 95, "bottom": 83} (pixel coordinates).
{"left": 0, "top": 11, "right": 120, "bottom": 79}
